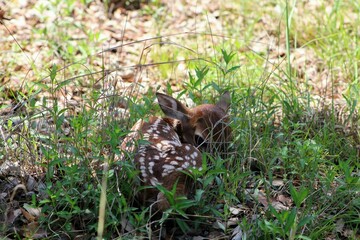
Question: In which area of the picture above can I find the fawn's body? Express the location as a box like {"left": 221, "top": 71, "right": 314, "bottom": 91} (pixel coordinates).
{"left": 120, "top": 92, "right": 231, "bottom": 210}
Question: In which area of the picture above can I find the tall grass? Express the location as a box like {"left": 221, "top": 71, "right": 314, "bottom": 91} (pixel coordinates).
{"left": 0, "top": 0, "right": 359, "bottom": 239}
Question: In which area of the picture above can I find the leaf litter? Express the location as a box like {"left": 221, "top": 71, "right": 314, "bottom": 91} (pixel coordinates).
{"left": 0, "top": 0, "right": 359, "bottom": 239}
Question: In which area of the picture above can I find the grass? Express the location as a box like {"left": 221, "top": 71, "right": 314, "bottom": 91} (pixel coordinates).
{"left": 0, "top": 0, "right": 359, "bottom": 239}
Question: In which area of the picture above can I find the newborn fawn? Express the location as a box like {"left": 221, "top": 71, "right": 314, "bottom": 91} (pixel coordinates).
{"left": 120, "top": 92, "right": 231, "bottom": 210}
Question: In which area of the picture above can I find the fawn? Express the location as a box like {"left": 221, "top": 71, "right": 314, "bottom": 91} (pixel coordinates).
{"left": 120, "top": 92, "right": 231, "bottom": 210}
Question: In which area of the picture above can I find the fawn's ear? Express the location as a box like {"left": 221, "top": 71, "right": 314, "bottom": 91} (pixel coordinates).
{"left": 216, "top": 91, "right": 230, "bottom": 112}
{"left": 156, "top": 92, "right": 190, "bottom": 121}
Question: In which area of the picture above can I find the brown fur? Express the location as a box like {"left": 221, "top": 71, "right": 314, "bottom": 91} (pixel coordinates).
{"left": 119, "top": 92, "right": 231, "bottom": 211}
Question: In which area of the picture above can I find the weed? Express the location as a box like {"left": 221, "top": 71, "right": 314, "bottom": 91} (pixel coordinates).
{"left": 1, "top": 0, "right": 360, "bottom": 239}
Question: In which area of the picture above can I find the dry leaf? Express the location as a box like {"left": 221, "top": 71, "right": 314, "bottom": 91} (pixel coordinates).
{"left": 7, "top": 208, "right": 22, "bottom": 224}
{"left": 20, "top": 207, "right": 36, "bottom": 222}
{"left": 229, "top": 206, "right": 241, "bottom": 215}
{"left": 336, "top": 218, "right": 345, "bottom": 233}
{"left": 271, "top": 201, "right": 289, "bottom": 211}
{"left": 227, "top": 217, "right": 239, "bottom": 227}
{"left": 254, "top": 191, "right": 269, "bottom": 208}
{"left": 272, "top": 179, "right": 284, "bottom": 187}
{"left": 277, "top": 194, "right": 292, "bottom": 206}
{"left": 23, "top": 203, "right": 41, "bottom": 218}
{"left": 231, "top": 225, "right": 244, "bottom": 240}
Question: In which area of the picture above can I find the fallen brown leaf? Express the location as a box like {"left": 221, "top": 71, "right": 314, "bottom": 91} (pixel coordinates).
{"left": 20, "top": 207, "right": 36, "bottom": 222}
{"left": 277, "top": 194, "right": 292, "bottom": 206}
{"left": 6, "top": 208, "right": 22, "bottom": 225}
{"left": 271, "top": 201, "right": 289, "bottom": 211}
{"left": 23, "top": 203, "right": 41, "bottom": 218}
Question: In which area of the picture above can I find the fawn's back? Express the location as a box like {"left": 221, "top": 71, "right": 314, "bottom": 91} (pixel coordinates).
{"left": 120, "top": 92, "right": 231, "bottom": 210}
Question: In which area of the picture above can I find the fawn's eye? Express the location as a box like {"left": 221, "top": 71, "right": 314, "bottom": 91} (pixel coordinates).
{"left": 195, "top": 135, "right": 207, "bottom": 148}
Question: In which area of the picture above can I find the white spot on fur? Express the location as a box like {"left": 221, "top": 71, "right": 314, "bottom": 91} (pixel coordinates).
{"left": 161, "top": 140, "right": 181, "bottom": 147}
{"left": 154, "top": 118, "right": 162, "bottom": 126}
{"left": 163, "top": 164, "right": 175, "bottom": 171}
{"left": 150, "top": 177, "right": 159, "bottom": 186}
{"left": 143, "top": 133, "right": 150, "bottom": 139}
{"left": 190, "top": 151, "right": 199, "bottom": 159}
{"left": 170, "top": 161, "right": 178, "bottom": 165}
{"left": 182, "top": 162, "right": 190, "bottom": 168}
{"left": 148, "top": 161, "right": 155, "bottom": 174}
{"left": 161, "top": 152, "right": 168, "bottom": 158}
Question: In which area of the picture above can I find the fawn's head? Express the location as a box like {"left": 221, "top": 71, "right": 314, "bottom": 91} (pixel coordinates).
{"left": 156, "top": 92, "right": 232, "bottom": 155}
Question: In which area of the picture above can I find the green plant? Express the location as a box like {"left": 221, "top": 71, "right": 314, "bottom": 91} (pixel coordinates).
{"left": 2, "top": 0, "right": 360, "bottom": 238}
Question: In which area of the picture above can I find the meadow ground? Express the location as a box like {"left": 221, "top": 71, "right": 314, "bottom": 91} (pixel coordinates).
{"left": 0, "top": 1, "right": 359, "bottom": 239}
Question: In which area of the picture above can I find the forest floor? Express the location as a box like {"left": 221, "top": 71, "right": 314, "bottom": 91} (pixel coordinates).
{"left": 1, "top": 0, "right": 359, "bottom": 239}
